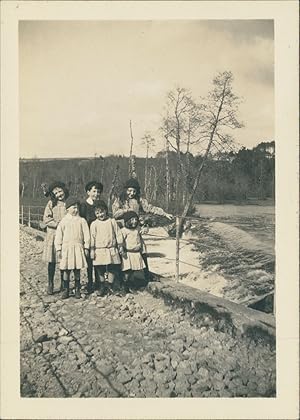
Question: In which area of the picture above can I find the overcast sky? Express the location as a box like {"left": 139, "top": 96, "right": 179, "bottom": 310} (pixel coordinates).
{"left": 19, "top": 20, "right": 274, "bottom": 158}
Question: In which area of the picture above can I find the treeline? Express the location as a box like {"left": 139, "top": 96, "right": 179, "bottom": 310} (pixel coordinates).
{"left": 19, "top": 140, "right": 275, "bottom": 209}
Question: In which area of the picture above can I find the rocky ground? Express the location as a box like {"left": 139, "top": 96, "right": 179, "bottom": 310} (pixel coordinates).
{"left": 20, "top": 226, "right": 276, "bottom": 398}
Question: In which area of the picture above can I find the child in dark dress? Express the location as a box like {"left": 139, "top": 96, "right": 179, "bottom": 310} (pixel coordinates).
{"left": 79, "top": 180, "right": 103, "bottom": 293}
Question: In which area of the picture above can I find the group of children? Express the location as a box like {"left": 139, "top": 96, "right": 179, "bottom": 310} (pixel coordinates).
{"left": 42, "top": 178, "right": 173, "bottom": 299}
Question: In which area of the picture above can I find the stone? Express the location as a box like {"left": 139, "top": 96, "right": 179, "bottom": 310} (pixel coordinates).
{"left": 189, "top": 360, "right": 197, "bottom": 373}
{"left": 185, "top": 335, "right": 194, "bottom": 347}
{"left": 141, "top": 353, "right": 154, "bottom": 364}
{"left": 58, "top": 328, "right": 69, "bottom": 337}
{"left": 202, "top": 347, "right": 214, "bottom": 357}
{"left": 140, "top": 378, "right": 157, "bottom": 396}
{"left": 177, "top": 360, "right": 193, "bottom": 375}
{"left": 57, "top": 336, "right": 73, "bottom": 345}
{"left": 198, "top": 367, "right": 209, "bottom": 379}
{"left": 135, "top": 372, "right": 144, "bottom": 383}
{"left": 56, "top": 344, "right": 66, "bottom": 353}
{"left": 154, "top": 352, "right": 168, "bottom": 362}
{"left": 175, "top": 376, "right": 190, "bottom": 395}
{"left": 78, "top": 382, "right": 91, "bottom": 394}
{"left": 142, "top": 366, "right": 154, "bottom": 380}
{"left": 156, "top": 386, "right": 173, "bottom": 397}
{"left": 214, "top": 380, "right": 225, "bottom": 391}
{"left": 35, "top": 344, "right": 43, "bottom": 354}
{"left": 171, "top": 359, "right": 178, "bottom": 370}
{"left": 181, "top": 350, "right": 190, "bottom": 360}
{"left": 171, "top": 339, "right": 185, "bottom": 353}
{"left": 154, "top": 359, "right": 169, "bottom": 373}
{"left": 187, "top": 374, "right": 198, "bottom": 385}
{"left": 117, "top": 370, "right": 133, "bottom": 385}
{"left": 95, "top": 361, "right": 115, "bottom": 377}
{"left": 125, "top": 378, "right": 140, "bottom": 395}
{"left": 193, "top": 379, "right": 210, "bottom": 393}
{"left": 20, "top": 340, "right": 31, "bottom": 352}
{"left": 35, "top": 334, "right": 50, "bottom": 343}
{"left": 76, "top": 352, "right": 88, "bottom": 365}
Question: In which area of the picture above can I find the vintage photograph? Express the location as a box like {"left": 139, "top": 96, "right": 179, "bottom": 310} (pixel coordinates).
{"left": 18, "top": 19, "right": 277, "bottom": 400}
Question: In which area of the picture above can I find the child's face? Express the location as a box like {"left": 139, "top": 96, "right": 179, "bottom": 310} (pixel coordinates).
{"left": 67, "top": 204, "right": 78, "bottom": 216}
{"left": 127, "top": 216, "right": 138, "bottom": 228}
{"left": 87, "top": 186, "right": 101, "bottom": 201}
{"left": 95, "top": 208, "right": 107, "bottom": 221}
{"left": 52, "top": 187, "right": 65, "bottom": 201}
{"left": 126, "top": 188, "right": 137, "bottom": 199}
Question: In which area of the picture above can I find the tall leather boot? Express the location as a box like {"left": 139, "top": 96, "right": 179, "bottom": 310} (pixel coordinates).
{"left": 105, "top": 281, "right": 113, "bottom": 296}
{"left": 75, "top": 279, "right": 81, "bottom": 299}
{"left": 86, "top": 258, "right": 94, "bottom": 294}
{"left": 60, "top": 270, "right": 64, "bottom": 292}
{"left": 94, "top": 267, "right": 100, "bottom": 291}
{"left": 61, "top": 279, "right": 70, "bottom": 299}
{"left": 97, "top": 282, "right": 106, "bottom": 297}
{"left": 47, "top": 263, "right": 55, "bottom": 295}
{"left": 47, "top": 278, "right": 54, "bottom": 295}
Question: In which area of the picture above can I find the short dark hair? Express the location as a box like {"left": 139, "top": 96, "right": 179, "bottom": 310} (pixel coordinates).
{"left": 85, "top": 181, "right": 103, "bottom": 193}
{"left": 93, "top": 200, "right": 108, "bottom": 213}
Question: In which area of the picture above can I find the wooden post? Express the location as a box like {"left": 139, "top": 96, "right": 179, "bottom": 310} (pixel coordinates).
{"left": 175, "top": 216, "right": 180, "bottom": 282}
{"left": 28, "top": 206, "right": 31, "bottom": 227}
{"left": 21, "top": 205, "right": 24, "bottom": 224}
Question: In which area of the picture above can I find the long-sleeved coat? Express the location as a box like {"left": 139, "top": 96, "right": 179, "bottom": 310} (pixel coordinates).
{"left": 55, "top": 213, "right": 90, "bottom": 270}
{"left": 42, "top": 200, "right": 66, "bottom": 263}
{"left": 121, "top": 227, "right": 146, "bottom": 271}
{"left": 90, "top": 218, "right": 124, "bottom": 266}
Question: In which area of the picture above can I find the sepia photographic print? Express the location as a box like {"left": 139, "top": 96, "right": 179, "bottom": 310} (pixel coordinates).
{"left": 1, "top": 1, "right": 299, "bottom": 419}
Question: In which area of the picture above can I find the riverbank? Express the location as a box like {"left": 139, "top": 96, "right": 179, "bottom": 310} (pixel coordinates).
{"left": 20, "top": 226, "right": 276, "bottom": 397}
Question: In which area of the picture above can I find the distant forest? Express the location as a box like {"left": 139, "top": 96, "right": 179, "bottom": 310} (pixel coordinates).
{"left": 19, "top": 140, "right": 275, "bottom": 211}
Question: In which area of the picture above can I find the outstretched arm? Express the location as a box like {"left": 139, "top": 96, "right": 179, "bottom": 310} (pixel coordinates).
{"left": 140, "top": 198, "right": 173, "bottom": 220}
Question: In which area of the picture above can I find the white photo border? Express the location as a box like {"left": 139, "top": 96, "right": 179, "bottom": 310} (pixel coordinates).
{"left": 1, "top": 1, "right": 299, "bottom": 419}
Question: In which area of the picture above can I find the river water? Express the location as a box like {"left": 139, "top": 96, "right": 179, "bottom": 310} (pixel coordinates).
{"left": 190, "top": 204, "right": 275, "bottom": 305}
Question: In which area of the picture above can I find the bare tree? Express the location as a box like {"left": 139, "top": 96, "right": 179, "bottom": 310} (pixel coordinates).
{"left": 100, "top": 156, "right": 105, "bottom": 183}
{"left": 161, "top": 87, "right": 202, "bottom": 212}
{"left": 19, "top": 181, "right": 25, "bottom": 198}
{"left": 149, "top": 165, "right": 158, "bottom": 202}
{"left": 164, "top": 131, "right": 171, "bottom": 210}
{"left": 141, "top": 132, "right": 156, "bottom": 200}
{"left": 179, "top": 71, "right": 244, "bottom": 232}
{"left": 129, "top": 120, "right": 137, "bottom": 179}
{"left": 107, "top": 165, "right": 120, "bottom": 212}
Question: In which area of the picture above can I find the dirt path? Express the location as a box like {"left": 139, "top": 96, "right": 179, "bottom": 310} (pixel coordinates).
{"left": 20, "top": 226, "right": 276, "bottom": 398}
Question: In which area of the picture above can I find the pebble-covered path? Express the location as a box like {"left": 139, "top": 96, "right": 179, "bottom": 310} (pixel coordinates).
{"left": 20, "top": 227, "right": 276, "bottom": 398}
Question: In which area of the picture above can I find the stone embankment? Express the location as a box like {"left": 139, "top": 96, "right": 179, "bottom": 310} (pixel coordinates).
{"left": 20, "top": 226, "right": 276, "bottom": 398}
